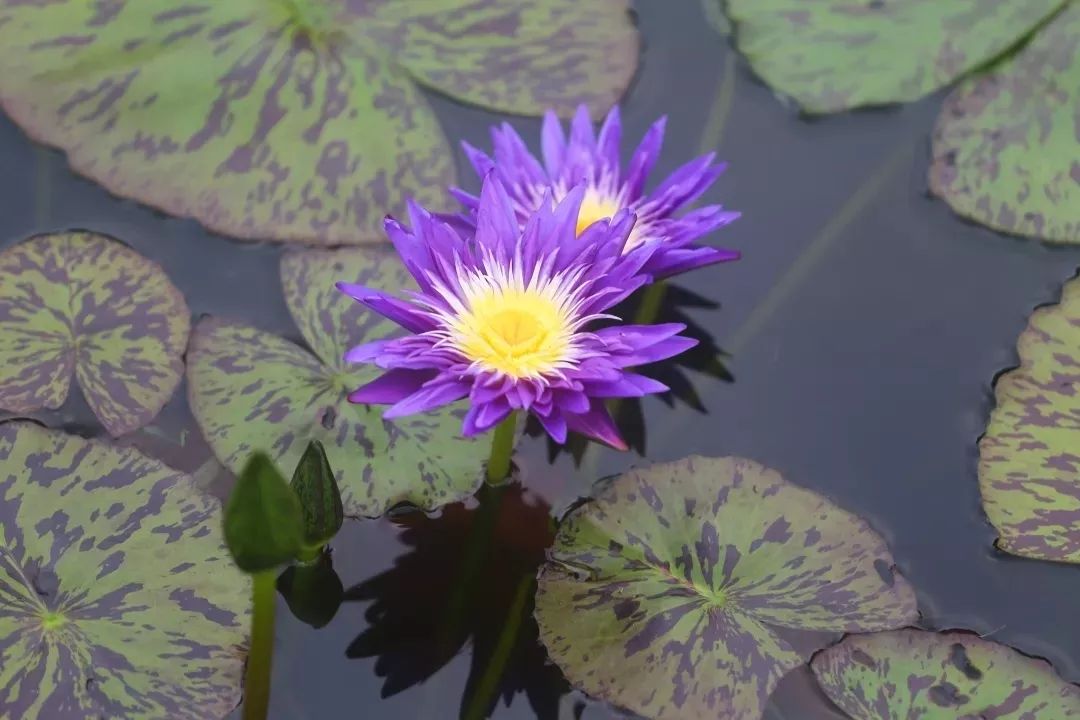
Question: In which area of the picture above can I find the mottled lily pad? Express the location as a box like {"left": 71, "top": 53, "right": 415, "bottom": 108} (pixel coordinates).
{"left": 929, "top": 3, "right": 1080, "bottom": 243}
{"left": 187, "top": 247, "right": 482, "bottom": 517}
{"left": 535, "top": 456, "right": 918, "bottom": 720}
{"left": 0, "top": 232, "right": 189, "bottom": 436}
{"left": 726, "top": 0, "right": 1067, "bottom": 114}
{"left": 979, "top": 276, "right": 1080, "bottom": 563}
{"left": 0, "top": 421, "right": 249, "bottom": 719}
{"left": 812, "top": 629, "right": 1080, "bottom": 718}
{"left": 0, "top": 1, "right": 637, "bottom": 245}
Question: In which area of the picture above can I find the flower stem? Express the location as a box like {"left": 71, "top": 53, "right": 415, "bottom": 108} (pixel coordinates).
{"left": 634, "top": 280, "right": 668, "bottom": 326}
{"left": 242, "top": 571, "right": 277, "bottom": 720}
{"left": 485, "top": 412, "right": 517, "bottom": 484}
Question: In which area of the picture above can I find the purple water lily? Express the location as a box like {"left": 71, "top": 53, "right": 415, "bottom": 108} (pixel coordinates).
{"left": 337, "top": 176, "right": 698, "bottom": 450}
{"left": 452, "top": 105, "right": 741, "bottom": 280}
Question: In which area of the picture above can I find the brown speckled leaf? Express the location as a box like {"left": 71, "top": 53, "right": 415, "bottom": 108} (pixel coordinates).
{"left": 0, "top": 232, "right": 189, "bottom": 436}
{"left": 726, "top": 0, "right": 1066, "bottom": 114}
{"left": 535, "top": 456, "right": 918, "bottom": 720}
{"left": 979, "top": 276, "right": 1080, "bottom": 563}
{"left": 812, "top": 629, "right": 1080, "bottom": 718}
{"left": 0, "top": 1, "right": 638, "bottom": 243}
{"left": 929, "top": 3, "right": 1080, "bottom": 243}
{"left": 188, "top": 248, "right": 482, "bottom": 518}
{"left": 0, "top": 421, "right": 249, "bottom": 719}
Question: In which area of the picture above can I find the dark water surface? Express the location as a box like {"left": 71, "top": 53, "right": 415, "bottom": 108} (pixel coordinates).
{"left": 2, "top": 1, "right": 1079, "bottom": 718}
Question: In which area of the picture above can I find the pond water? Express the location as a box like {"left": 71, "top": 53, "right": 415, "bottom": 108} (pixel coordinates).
{"left": 1, "top": 1, "right": 1078, "bottom": 718}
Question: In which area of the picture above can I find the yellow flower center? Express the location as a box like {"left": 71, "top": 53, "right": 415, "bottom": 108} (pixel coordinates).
{"left": 575, "top": 191, "right": 621, "bottom": 237}
{"left": 454, "top": 287, "right": 572, "bottom": 378}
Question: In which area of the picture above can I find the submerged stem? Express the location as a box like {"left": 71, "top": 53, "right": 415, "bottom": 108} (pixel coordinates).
{"left": 242, "top": 571, "right": 277, "bottom": 720}
{"left": 485, "top": 412, "right": 517, "bottom": 485}
{"left": 461, "top": 572, "right": 533, "bottom": 720}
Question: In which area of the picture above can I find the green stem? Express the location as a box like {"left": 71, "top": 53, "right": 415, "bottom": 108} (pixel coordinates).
{"left": 462, "top": 573, "right": 533, "bottom": 720}
{"left": 485, "top": 411, "right": 517, "bottom": 485}
{"left": 633, "top": 280, "right": 668, "bottom": 326}
{"left": 243, "top": 571, "right": 277, "bottom": 720}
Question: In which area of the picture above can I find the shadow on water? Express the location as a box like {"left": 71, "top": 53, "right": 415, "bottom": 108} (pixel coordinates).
{"left": 342, "top": 484, "right": 569, "bottom": 720}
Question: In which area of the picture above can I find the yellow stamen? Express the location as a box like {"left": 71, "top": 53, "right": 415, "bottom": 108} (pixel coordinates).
{"left": 453, "top": 286, "right": 572, "bottom": 378}
{"left": 575, "top": 189, "right": 621, "bottom": 237}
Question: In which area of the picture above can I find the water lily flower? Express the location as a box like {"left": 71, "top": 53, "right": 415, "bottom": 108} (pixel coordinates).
{"left": 452, "top": 105, "right": 741, "bottom": 280}
{"left": 337, "top": 176, "right": 698, "bottom": 456}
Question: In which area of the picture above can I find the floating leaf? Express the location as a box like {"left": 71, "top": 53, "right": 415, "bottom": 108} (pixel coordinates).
{"left": 0, "top": 421, "right": 249, "bottom": 719}
{"left": 929, "top": 3, "right": 1080, "bottom": 243}
{"left": 0, "top": 1, "right": 637, "bottom": 244}
{"left": 188, "top": 247, "right": 482, "bottom": 517}
{"left": 290, "top": 440, "right": 344, "bottom": 551}
{"left": 0, "top": 232, "right": 189, "bottom": 436}
{"left": 726, "top": 0, "right": 1067, "bottom": 113}
{"left": 224, "top": 453, "right": 305, "bottom": 573}
{"left": 979, "top": 276, "right": 1080, "bottom": 563}
{"left": 535, "top": 456, "right": 917, "bottom": 720}
{"left": 812, "top": 629, "right": 1080, "bottom": 718}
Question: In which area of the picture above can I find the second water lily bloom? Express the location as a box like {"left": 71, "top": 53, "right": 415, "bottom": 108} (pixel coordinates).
{"left": 338, "top": 176, "right": 698, "bottom": 450}
{"left": 453, "top": 105, "right": 741, "bottom": 281}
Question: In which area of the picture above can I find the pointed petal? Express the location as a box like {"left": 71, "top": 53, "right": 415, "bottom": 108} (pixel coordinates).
{"left": 566, "top": 401, "right": 628, "bottom": 451}
{"left": 541, "top": 109, "right": 567, "bottom": 176}
{"left": 347, "top": 368, "right": 438, "bottom": 405}
{"left": 385, "top": 380, "right": 471, "bottom": 419}
{"left": 596, "top": 105, "right": 622, "bottom": 172}
{"left": 336, "top": 283, "right": 433, "bottom": 333}
{"left": 624, "top": 116, "right": 666, "bottom": 199}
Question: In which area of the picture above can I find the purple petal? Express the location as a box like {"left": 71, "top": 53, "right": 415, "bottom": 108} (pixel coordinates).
{"left": 540, "top": 109, "right": 567, "bottom": 176}
{"left": 347, "top": 368, "right": 438, "bottom": 405}
{"left": 616, "top": 335, "right": 698, "bottom": 367}
{"left": 336, "top": 283, "right": 433, "bottom": 333}
{"left": 474, "top": 175, "right": 520, "bottom": 255}
{"left": 649, "top": 156, "right": 726, "bottom": 213}
{"left": 343, "top": 339, "right": 392, "bottom": 364}
{"left": 623, "top": 116, "right": 666, "bottom": 199}
{"left": 462, "top": 398, "right": 513, "bottom": 435}
{"left": 585, "top": 373, "right": 669, "bottom": 398}
{"left": 646, "top": 245, "right": 741, "bottom": 280}
{"left": 565, "top": 401, "right": 628, "bottom": 451}
{"left": 596, "top": 105, "right": 622, "bottom": 172}
{"left": 461, "top": 140, "right": 495, "bottom": 179}
{"left": 536, "top": 409, "right": 568, "bottom": 444}
{"left": 385, "top": 380, "right": 471, "bottom": 419}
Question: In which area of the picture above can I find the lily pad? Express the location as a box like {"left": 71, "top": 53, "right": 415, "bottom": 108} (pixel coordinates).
{"left": 979, "top": 276, "right": 1080, "bottom": 563}
{"left": 929, "top": 3, "right": 1080, "bottom": 243}
{"left": 0, "top": 421, "right": 249, "bottom": 719}
{"left": 726, "top": 0, "right": 1067, "bottom": 114}
{"left": 187, "top": 247, "right": 483, "bottom": 518}
{"left": 534, "top": 456, "right": 918, "bottom": 720}
{"left": 0, "top": 1, "right": 638, "bottom": 245}
{"left": 812, "top": 629, "right": 1080, "bottom": 718}
{"left": 0, "top": 231, "right": 189, "bottom": 436}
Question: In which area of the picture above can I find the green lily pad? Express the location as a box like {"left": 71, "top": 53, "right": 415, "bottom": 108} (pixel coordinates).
{"left": 979, "top": 276, "right": 1080, "bottom": 563}
{"left": 725, "top": 0, "right": 1067, "bottom": 114}
{"left": 929, "top": 3, "right": 1080, "bottom": 243}
{"left": 187, "top": 247, "right": 482, "bottom": 518}
{"left": 534, "top": 456, "right": 918, "bottom": 720}
{"left": 812, "top": 629, "right": 1080, "bottom": 718}
{"left": 0, "top": 232, "right": 189, "bottom": 436}
{"left": 0, "top": 421, "right": 249, "bottom": 719}
{"left": 0, "top": 1, "right": 637, "bottom": 245}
